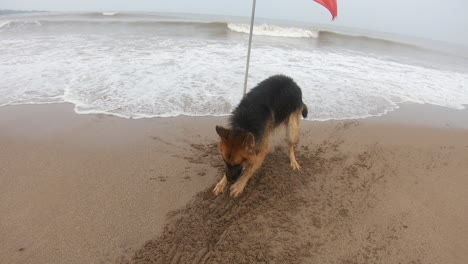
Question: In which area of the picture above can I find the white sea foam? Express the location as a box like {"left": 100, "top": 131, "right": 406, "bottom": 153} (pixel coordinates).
{"left": 228, "top": 23, "right": 319, "bottom": 38}
{"left": 102, "top": 12, "right": 118, "bottom": 16}
{"left": 0, "top": 20, "right": 11, "bottom": 29}
{"left": 0, "top": 34, "right": 467, "bottom": 120}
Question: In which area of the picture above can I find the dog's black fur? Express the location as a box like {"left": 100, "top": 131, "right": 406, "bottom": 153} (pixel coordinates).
{"left": 229, "top": 75, "right": 308, "bottom": 142}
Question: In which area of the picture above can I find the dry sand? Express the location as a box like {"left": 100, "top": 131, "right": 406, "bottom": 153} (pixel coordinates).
{"left": 1, "top": 103, "right": 467, "bottom": 264}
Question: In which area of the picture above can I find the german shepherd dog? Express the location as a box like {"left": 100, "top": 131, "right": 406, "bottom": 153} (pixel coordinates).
{"left": 214, "top": 75, "right": 308, "bottom": 197}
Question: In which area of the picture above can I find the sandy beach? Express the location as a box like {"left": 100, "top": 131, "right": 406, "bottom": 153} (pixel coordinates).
{"left": 1, "top": 103, "right": 467, "bottom": 264}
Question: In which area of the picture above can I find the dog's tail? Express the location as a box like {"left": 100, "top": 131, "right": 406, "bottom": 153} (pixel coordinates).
{"left": 301, "top": 103, "right": 308, "bottom": 118}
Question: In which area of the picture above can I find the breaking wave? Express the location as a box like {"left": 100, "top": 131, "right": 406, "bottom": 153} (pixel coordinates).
{"left": 101, "top": 12, "right": 118, "bottom": 16}
{"left": 227, "top": 23, "right": 319, "bottom": 38}
{"left": 0, "top": 20, "right": 11, "bottom": 29}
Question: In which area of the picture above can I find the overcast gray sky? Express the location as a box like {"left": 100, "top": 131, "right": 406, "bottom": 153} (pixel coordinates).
{"left": 2, "top": 0, "right": 468, "bottom": 45}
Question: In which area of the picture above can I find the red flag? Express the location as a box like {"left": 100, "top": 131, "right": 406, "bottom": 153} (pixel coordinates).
{"left": 313, "top": 0, "right": 338, "bottom": 20}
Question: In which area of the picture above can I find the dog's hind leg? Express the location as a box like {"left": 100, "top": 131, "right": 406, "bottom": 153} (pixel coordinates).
{"left": 287, "top": 109, "right": 302, "bottom": 170}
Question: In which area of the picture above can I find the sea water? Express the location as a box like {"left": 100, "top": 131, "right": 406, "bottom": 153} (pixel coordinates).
{"left": 1, "top": 11, "right": 467, "bottom": 120}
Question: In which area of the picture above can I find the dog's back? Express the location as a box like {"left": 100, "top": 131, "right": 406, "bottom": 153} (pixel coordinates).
{"left": 230, "top": 75, "right": 307, "bottom": 141}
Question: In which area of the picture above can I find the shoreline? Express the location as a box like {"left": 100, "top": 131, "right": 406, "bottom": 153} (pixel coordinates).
{"left": 1, "top": 101, "right": 467, "bottom": 130}
{"left": 1, "top": 103, "right": 467, "bottom": 263}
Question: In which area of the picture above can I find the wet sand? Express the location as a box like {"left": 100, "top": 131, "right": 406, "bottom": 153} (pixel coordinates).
{"left": 1, "top": 103, "right": 467, "bottom": 264}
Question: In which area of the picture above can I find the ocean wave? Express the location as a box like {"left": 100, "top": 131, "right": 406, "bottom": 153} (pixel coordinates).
{"left": 0, "top": 20, "right": 42, "bottom": 30}
{"left": 1, "top": 17, "right": 319, "bottom": 40}
{"left": 0, "top": 20, "right": 11, "bottom": 29}
{"left": 101, "top": 12, "right": 118, "bottom": 16}
{"left": 0, "top": 15, "right": 397, "bottom": 45}
{"left": 228, "top": 23, "right": 319, "bottom": 38}
{"left": 0, "top": 19, "right": 226, "bottom": 29}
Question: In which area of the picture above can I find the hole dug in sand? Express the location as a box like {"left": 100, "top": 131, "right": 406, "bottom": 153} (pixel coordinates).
{"left": 124, "top": 125, "right": 421, "bottom": 264}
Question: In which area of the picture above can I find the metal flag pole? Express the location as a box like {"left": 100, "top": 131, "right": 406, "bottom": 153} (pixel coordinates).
{"left": 243, "top": 0, "right": 256, "bottom": 96}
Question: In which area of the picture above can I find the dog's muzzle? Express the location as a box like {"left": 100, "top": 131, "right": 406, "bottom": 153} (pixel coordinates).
{"left": 225, "top": 163, "right": 244, "bottom": 183}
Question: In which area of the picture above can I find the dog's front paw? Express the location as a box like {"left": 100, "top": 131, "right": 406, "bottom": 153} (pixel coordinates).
{"left": 230, "top": 182, "right": 246, "bottom": 198}
{"left": 213, "top": 179, "right": 227, "bottom": 196}
{"left": 290, "top": 159, "right": 301, "bottom": 170}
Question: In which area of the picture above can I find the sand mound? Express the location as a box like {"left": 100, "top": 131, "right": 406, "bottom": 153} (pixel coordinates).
{"left": 121, "top": 122, "right": 423, "bottom": 264}
{"left": 127, "top": 148, "right": 324, "bottom": 263}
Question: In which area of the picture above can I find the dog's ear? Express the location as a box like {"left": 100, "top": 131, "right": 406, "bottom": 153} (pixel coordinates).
{"left": 216, "top": 126, "right": 230, "bottom": 141}
{"left": 243, "top": 132, "right": 255, "bottom": 151}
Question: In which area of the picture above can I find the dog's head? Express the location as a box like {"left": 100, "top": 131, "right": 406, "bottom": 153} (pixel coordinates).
{"left": 216, "top": 126, "right": 256, "bottom": 183}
